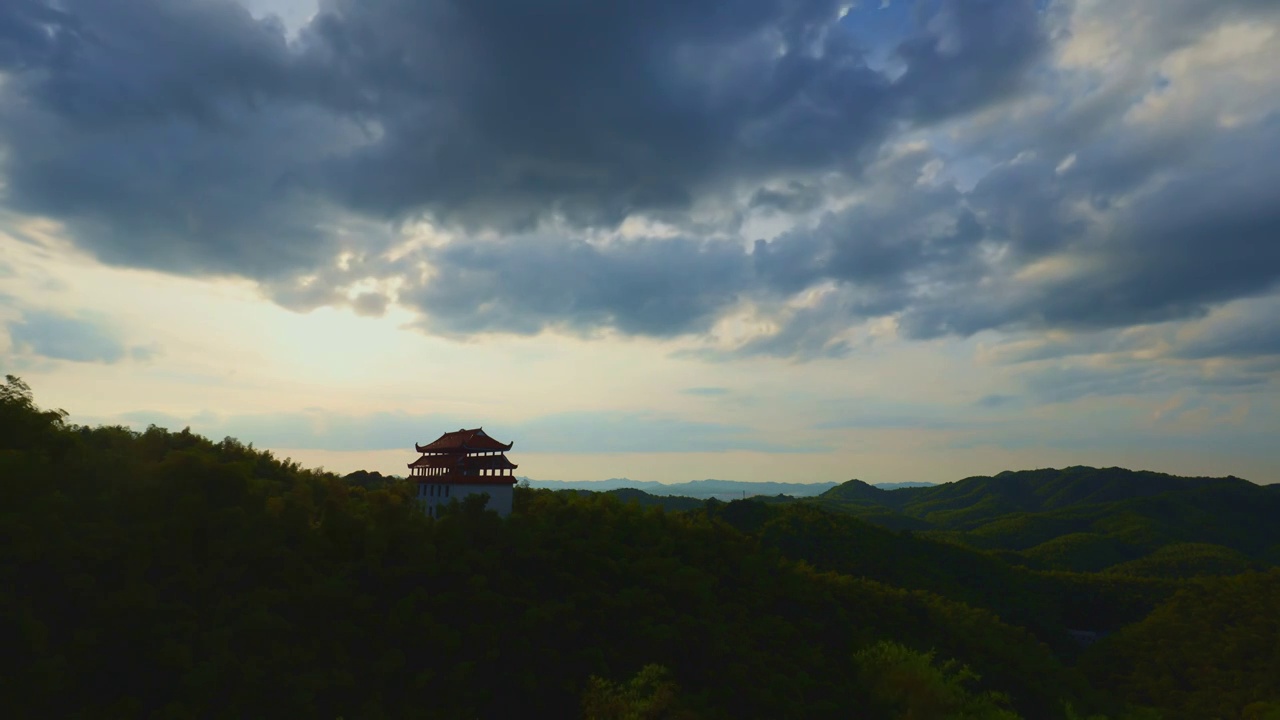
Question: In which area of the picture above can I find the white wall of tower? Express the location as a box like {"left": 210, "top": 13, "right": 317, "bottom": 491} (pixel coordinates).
{"left": 416, "top": 482, "right": 515, "bottom": 518}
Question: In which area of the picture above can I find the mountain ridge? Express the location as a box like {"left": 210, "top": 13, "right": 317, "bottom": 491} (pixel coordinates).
{"left": 524, "top": 477, "right": 841, "bottom": 498}
{"left": 799, "top": 466, "right": 1280, "bottom": 573}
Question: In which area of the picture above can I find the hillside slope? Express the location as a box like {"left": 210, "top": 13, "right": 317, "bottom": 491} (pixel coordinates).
{"left": 0, "top": 376, "right": 1116, "bottom": 719}
{"left": 806, "top": 467, "right": 1280, "bottom": 573}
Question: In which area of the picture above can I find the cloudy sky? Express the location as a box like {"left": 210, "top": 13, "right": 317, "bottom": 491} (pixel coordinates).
{"left": 2, "top": 0, "right": 1278, "bottom": 484}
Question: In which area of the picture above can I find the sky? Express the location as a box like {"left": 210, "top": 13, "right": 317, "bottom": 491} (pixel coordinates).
{"left": 1, "top": 0, "right": 1278, "bottom": 484}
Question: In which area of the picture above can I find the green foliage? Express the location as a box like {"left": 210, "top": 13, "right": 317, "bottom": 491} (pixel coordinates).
{"left": 558, "top": 487, "right": 707, "bottom": 513}
{"left": 582, "top": 664, "right": 698, "bottom": 720}
{"left": 1085, "top": 570, "right": 1280, "bottom": 720}
{"left": 341, "top": 470, "right": 400, "bottom": 490}
{"left": 853, "top": 640, "right": 1021, "bottom": 719}
{"left": 603, "top": 488, "right": 705, "bottom": 512}
{"left": 3, "top": 377, "right": 1272, "bottom": 720}
{"left": 1242, "top": 703, "right": 1280, "bottom": 720}
{"left": 0, "top": 388, "right": 1088, "bottom": 719}
{"left": 1063, "top": 703, "right": 1163, "bottom": 720}
{"left": 898, "top": 467, "right": 1255, "bottom": 526}
{"left": 711, "top": 501, "right": 1069, "bottom": 641}
{"left": 798, "top": 467, "right": 1279, "bottom": 580}
{"left": 0, "top": 374, "right": 68, "bottom": 453}
{"left": 1021, "top": 533, "right": 1139, "bottom": 573}
{"left": 1107, "top": 543, "right": 1262, "bottom": 579}
{"left": 1034, "top": 571, "right": 1181, "bottom": 634}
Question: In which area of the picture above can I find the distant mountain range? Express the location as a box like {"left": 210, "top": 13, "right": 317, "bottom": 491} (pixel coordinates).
{"left": 526, "top": 466, "right": 1280, "bottom": 575}
{"left": 521, "top": 477, "right": 935, "bottom": 499}
{"left": 806, "top": 465, "right": 1280, "bottom": 572}
{"left": 868, "top": 481, "right": 937, "bottom": 490}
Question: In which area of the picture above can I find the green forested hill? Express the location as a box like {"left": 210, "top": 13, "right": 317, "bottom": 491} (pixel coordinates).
{"left": 802, "top": 467, "right": 1280, "bottom": 575}
{"left": 816, "top": 466, "right": 1265, "bottom": 522}
{"left": 895, "top": 467, "right": 1254, "bottom": 524}
{"left": 3, "top": 375, "right": 1277, "bottom": 719}
{"left": 1106, "top": 543, "right": 1265, "bottom": 579}
{"left": 1084, "top": 570, "right": 1280, "bottom": 720}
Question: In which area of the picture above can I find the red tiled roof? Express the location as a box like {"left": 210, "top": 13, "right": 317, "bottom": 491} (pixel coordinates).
{"left": 408, "top": 454, "right": 519, "bottom": 485}
{"left": 408, "top": 454, "right": 518, "bottom": 471}
{"left": 409, "top": 455, "right": 455, "bottom": 469}
{"left": 413, "top": 475, "right": 518, "bottom": 486}
{"left": 415, "top": 427, "right": 513, "bottom": 453}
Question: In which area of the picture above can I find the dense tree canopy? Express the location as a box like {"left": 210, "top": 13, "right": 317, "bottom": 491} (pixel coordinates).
{"left": 2, "top": 376, "right": 1275, "bottom": 718}
{"left": 1085, "top": 570, "right": 1280, "bottom": 720}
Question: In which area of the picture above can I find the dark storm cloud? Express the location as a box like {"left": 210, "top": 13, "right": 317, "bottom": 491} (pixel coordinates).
{"left": 758, "top": 181, "right": 983, "bottom": 297}
{"left": 749, "top": 183, "right": 825, "bottom": 214}
{"left": 743, "top": 144, "right": 989, "bottom": 338}
{"left": 1027, "top": 127, "right": 1280, "bottom": 328}
{"left": 0, "top": 0, "right": 355, "bottom": 280}
{"left": 889, "top": 0, "right": 1046, "bottom": 120}
{"left": 0, "top": 0, "right": 70, "bottom": 70}
{"left": 729, "top": 102, "right": 1280, "bottom": 352}
{"left": 2, "top": 0, "right": 1278, "bottom": 365}
{"left": 0, "top": 0, "right": 1046, "bottom": 274}
{"left": 403, "top": 233, "right": 752, "bottom": 338}
{"left": 889, "top": 119, "right": 1280, "bottom": 341}
{"left": 305, "top": 0, "right": 1020, "bottom": 228}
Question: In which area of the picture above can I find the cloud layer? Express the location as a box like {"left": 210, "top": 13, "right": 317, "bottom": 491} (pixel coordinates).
{"left": 1, "top": 0, "right": 1278, "bottom": 371}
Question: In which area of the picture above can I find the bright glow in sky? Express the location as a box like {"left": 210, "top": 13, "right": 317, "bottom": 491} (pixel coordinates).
{"left": 1, "top": 0, "right": 1278, "bottom": 484}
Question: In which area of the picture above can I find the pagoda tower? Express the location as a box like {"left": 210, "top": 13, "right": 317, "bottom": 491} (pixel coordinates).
{"left": 408, "top": 428, "right": 518, "bottom": 518}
